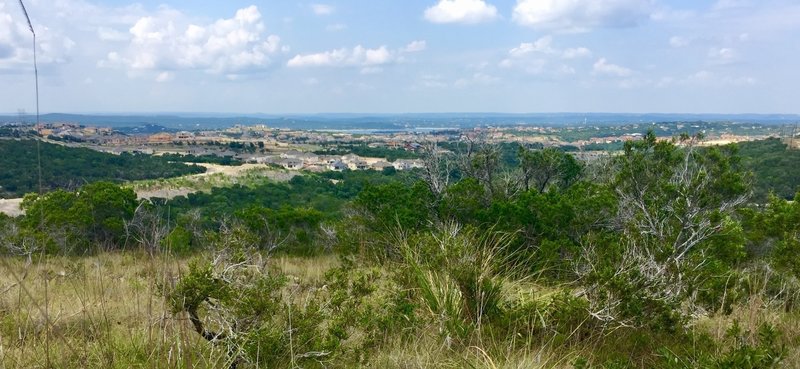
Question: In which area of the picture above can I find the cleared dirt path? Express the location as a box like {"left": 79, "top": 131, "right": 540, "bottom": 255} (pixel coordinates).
{"left": 0, "top": 198, "right": 23, "bottom": 217}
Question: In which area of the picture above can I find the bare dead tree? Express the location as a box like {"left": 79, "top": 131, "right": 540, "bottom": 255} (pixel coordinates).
{"left": 420, "top": 142, "right": 454, "bottom": 196}
{"left": 124, "top": 202, "right": 170, "bottom": 254}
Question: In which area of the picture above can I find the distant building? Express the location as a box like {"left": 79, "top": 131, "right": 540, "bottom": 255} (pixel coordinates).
{"left": 148, "top": 132, "right": 173, "bottom": 144}
{"left": 349, "top": 159, "right": 369, "bottom": 170}
{"left": 329, "top": 160, "right": 348, "bottom": 171}
{"left": 371, "top": 161, "right": 393, "bottom": 170}
{"left": 280, "top": 158, "right": 304, "bottom": 170}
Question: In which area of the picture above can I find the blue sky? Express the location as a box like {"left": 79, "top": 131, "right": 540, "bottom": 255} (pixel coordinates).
{"left": 1, "top": 0, "right": 798, "bottom": 114}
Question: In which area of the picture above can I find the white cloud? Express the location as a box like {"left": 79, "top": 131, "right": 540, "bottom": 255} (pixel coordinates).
{"left": 288, "top": 41, "right": 426, "bottom": 69}
{"left": 287, "top": 45, "right": 393, "bottom": 68}
{"left": 562, "top": 47, "right": 592, "bottom": 59}
{"left": 513, "top": 0, "right": 653, "bottom": 31}
{"left": 509, "top": 36, "right": 555, "bottom": 56}
{"left": 311, "top": 4, "right": 335, "bottom": 16}
{"left": 669, "top": 36, "right": 689, "bottom": 48}
{"left": 424, "top": 0, "right": 499, "bottom": 24}
{"left": 97, "top": 27, "right": 129, "bottom": 42}
{"left": 101, "top": 6, "right": 283, "bottom": 76}
{"left": 593, "top": 58, "right": 633, "bottom": 77}
{"left": 504, "top": 36, "right": 591, "bottom": 66}
{"left": 403, "top": 40, "right": 427, "bottom": 53}
{"left": 0, "top": 2, "right": 76, "bottom": 71}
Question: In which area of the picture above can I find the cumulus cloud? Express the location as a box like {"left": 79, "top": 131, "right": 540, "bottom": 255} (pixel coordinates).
{"left": 288, "top": 41, "right": 424, "bottom": 70}
{"left": 0, "top": 2, "right": 76, "bottom": 71}
{"left": 424, "top": 0, "right": 499, "bottom": 24}
{"left": 513, "top": 0, "right": 653, "bottom": 31}
{"left": 562, "top": 47, "right": 592, "bottom": 59}
{"left": 311, "top": 4, "right": 335, "bottom": 16}
{"left": 593, "top": 58, "right": 634, "bottom": 77}
{"left": 509, "top": 36, "right": 556, "bottom": 56}
{"left": 507, "top": 36, "right": 592, "bottom": 59}
{"left": 403, "top": 40, "right": 427, "bottom": 52}
{"left": 287, "top": 45, "right": 392, "bottom": 68}
{"left": 501, "top": 36, "right": 591, "bottom": 71}
{"left": 101, "top": 6, "right": 283, "bottom": 76}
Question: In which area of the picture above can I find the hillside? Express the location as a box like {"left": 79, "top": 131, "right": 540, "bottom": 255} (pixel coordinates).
{"left": 737, "top": 138, "right": 800, "bottom": 201}
{"left": 0, "top": 139, "right": 205, "bottom": 198}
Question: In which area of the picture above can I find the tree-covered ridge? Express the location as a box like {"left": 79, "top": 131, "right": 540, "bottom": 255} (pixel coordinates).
{"left": 737, "top": 138, "right": 800, "bottom": 201}
{"left": 313, "top": 143, "right": 421, "bottom": 162}
{"left": 0, "top": 139, "right": 205, "bottom": 198}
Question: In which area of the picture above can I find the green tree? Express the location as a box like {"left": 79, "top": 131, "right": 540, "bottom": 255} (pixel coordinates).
{"left": 20, "top": 182, "right": 137, "bottom": 252}
{"left": 518, "top": 147, "right": 583, "bottom": 193}
{"left": 578, "top": 131, "right": 750, "bottom": 330}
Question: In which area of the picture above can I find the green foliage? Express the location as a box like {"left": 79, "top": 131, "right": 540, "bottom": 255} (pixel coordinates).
{"left": 572, "top": 131, "right": 752, "bottom": 332}
{"left": 658, "top": 321, "right": 784, "bottom": 369}
{"left": 737, "top": 138, "right": 800, "bottom": 202}
{"left": 19, "top": 181, "right": 138, "bottom": 252}
{"left": 167, "top": 252, "right": 407, "bottom": 367}
{"left": 354, "top": 181, "right": 434, "bottom": 231}
{"left": 159, "top": 153, "right": 244, "bottom": 166}
{"left": 394, "top": 225, "right": 517, "bottom": 342}
{"left": 0, "top": 139, "right": 204, "bottom": 198}
{"left": 163, "top": 226, "right": 193, "bottom": 254}
{"left": 439, "top": 178, "right": 488, "bottom": 224}
{"left": 168, "top": 260, "right": 232, "bottom": 314}
{"left": 518, "top": 146, "right": 583, "bottom": 192}
{"left": 235, "top": 205, "right": 325, "bottom": 254}
{"left": 314, "top": 144, "right": 420, "bottom": 162}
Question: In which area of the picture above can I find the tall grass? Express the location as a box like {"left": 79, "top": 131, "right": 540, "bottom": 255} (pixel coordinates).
{"left": 3, "top": 250, "right": 800, "bottom": 368}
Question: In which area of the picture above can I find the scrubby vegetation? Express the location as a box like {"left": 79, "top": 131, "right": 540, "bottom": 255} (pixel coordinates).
{"left": 3, "top": 133, "right": 800, "bottom": 368}
{"left": 314, "top": 143, "right": 421, "bottom": 162}
{"left": 159, "top": 153, "right": 245, "bottom": 166}
{"left": 0, "top": 139, "right": 205, "bottom": 198}
{"left": 737, "top": 138, "right": 800, "bottom": 201}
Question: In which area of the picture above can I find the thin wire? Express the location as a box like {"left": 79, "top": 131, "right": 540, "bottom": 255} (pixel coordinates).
{"left": 18, "top": 0, "right": 41, "bottom": 192}
{"left": 18, "top": 1, "right": 48, "bottom": 367}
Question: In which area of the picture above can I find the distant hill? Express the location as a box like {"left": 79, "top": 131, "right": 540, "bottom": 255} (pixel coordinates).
{"left": 1, "top": 112, "right": 798, "bottom": 131}
{"left": 0, "top": 139, "right": 205, "bottom": 198}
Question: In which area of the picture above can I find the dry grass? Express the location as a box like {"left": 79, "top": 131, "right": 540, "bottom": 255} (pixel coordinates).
{"left": 0, "top": 252, "right": 228, "bottom": 368}
{"left": 0, "top": 252, "right": 339, "bottom": 369}
{"left": 3, "top": 252, "right": 800, "bottom": 368}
